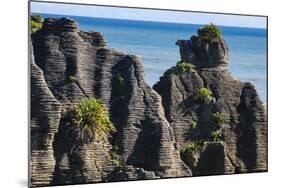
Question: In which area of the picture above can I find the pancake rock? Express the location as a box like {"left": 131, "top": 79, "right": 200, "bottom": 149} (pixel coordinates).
{"left": 154, "top": 28, "right": 267, "bottom": 175}
{"left": 30, "top": 18, "right": 191, "bottom": 187}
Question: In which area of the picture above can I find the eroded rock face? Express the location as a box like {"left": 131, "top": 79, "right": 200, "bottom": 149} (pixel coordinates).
{"left": 194, "top": 142, "right": 235, "bottom": 176}
{"left": 42, "top": 18, "right": 79, "bottom": 32}
{"left": 154, "top": 34, "right": 267, "bottom": 175}
{"left": 30, "top": 18, "right": 191, "bottom": 187}
{"left": 176, "top": 36, "right": 229, "bottom": 68}
{"left": 30, "top": 44, "right": 62, "bottom": 186}
{"left": 30, "top": 18, "right": 266, "bottom": 186}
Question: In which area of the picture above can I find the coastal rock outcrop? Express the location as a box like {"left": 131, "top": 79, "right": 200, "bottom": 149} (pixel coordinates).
{"left": 30, "top": 44, "right": 62, "bottom": 186}
{"left": 30, "top": 18, "right": 190, "bottom": 187}
{"left": 30, "top": 18, "right": 267, "bottom": 187}
{"left": 175, "top": 36, "right": 229, "bottom": 68}
{"left": 153, "top": 28, "right": 267, "bottom": 174}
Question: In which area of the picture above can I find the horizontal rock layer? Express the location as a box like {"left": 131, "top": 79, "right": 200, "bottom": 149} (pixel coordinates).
{"left": 30, "top": 18, "right": 267, "bottom": 187}
{"left": 30, "top": 18, "right": 191, "bottom": 187}
{"left": 154, "top": 33, "right": 267, "bottom": 174}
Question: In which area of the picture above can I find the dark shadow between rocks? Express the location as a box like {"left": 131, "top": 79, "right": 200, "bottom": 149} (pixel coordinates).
{"left": 235, "top": 83, "right": 258, "bottom": 171}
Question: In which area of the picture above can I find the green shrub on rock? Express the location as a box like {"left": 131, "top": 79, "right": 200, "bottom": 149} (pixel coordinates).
{"left": 164, "top": 60, "right": 196, "bottom": 79}
{"left": 181, "top": 140, "right": 204, "bottom": 156}
{"left": 176, "top": 60, "right": 196, "bottom": 73}
{"left": 65, "top": 97, "right": 116, "bottom": 143}
{"left": 212, "top": 112, "right": 228, "bottom": 126}
{"left": 211, "top": 129, "right": 222, "bottom": 141}
{"left": 68, "top": 75, "right": 77, "bottom": 82}
{"left": 116, "top": 73, "right": 124, "bottom": 85}
{"left": 190, "top": 120, "right": 197, "bottom": 129}
{"left": 31, "top": 15, "right": 44, "bottom": 33}
{"left": 199, "top": 87, "right": 214, "bottom": 103}
{"left": 180, "top": 140, "right": 204, "bottom": 167}
{"left": 198, "top": 23, "right": 221, "bottom": 42}
{"left": 110, "top": 145, "right": 123, "bottom": 167}
{"left": 111, "top": 48, "right": 118, "bottom": 55}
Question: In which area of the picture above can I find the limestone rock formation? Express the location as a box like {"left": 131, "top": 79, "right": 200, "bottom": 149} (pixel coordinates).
{"left": 154, "top": 27, "right": 267, "bottom": 175}
{"left": 30, "top": 18, "right": 267, "bottom": 187}
{"left": 30, "top": 18, "right": 191, "bottom": 187}
{"left": 176, "top": 35, "right": 229, "bottom": 68}
{"left": 30, "top": 44, "right": 62, "bottom": 186}
{"left": 194, "top": 142, "right": 235, "bottom": 176}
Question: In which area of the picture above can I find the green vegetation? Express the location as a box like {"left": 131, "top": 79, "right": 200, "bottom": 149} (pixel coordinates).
{"left": 211, "top": 129, "right": 222, "bottom": 142}
{"left": 110, "top": 145, "right": 123, "bottom": 167}
{"left": 180, "top": 140, "right": 204, "bottom": 168}
{"left": 31, "top": 15, "right": 44, "bottom": 33}
{"left": 176, "top": 60, "right": 196, "bottom": 72}
{"left": 111, "top": 48, "right": 118, "bottom": 55}
{"left": 164, "top": 60, "right": 196, "bottom": 78}
{"left": 199, "top": 87, "right": 214, "bottom": 103}
{"left": 211, "top": 112, "right": 228, "bottom": 126}
{"left": 116, "top": 73, "right": 124, "bottom": 85}
{"left": 190, "top": 120, "right": 197, "bottom": 129}
{"left": 68, "top": 76, "right": 77, "bottom": 82}
{"left": 197, "top": 23, "right": 221, "bottom": 42}
{"left": 65, "top": 97, "right": 116, "bottom": 143}
{"left": 210, "top": 112, "right": 228, "bottom": 141}
{"left": 181, "top": 140, "right": 204, "bottom": 156}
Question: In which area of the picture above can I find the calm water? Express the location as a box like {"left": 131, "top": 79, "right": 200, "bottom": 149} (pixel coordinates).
{"left": 34, "top": 13, "right": 267, "bottom": 102}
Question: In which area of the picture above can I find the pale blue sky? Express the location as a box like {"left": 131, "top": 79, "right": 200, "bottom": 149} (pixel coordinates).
{"left": 31, "top": 1, "right": 266, "bottom": 28}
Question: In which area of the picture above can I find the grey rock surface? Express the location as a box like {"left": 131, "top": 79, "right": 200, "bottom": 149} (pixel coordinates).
{"left": 176, "top": 36, "right": 229, "bottom": 68}
{"left": 154, "top": 33, "right": 267, "bottom": 174}
{"left": 30, "top": 44, "right": 62, "bottom": 186}
{"left": 30, "top": 18, "right": 191, "bottom": 187}
{"left": 194, "top": 142, "right": 235, "bottom": 176}
{"left": 30, "top": 18, "right": 267, "bottom": 187}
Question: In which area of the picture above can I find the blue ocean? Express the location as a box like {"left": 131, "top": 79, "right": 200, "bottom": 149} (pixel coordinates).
{"left": 35, "top": 13, "right": 267, "bottom": 102}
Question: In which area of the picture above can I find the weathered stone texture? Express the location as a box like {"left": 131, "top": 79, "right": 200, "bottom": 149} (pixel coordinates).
{"left": 176, "top": 36, "right": 229, "bottom": 68}
{"left": 194, "top": 142, "right": 235, "bottom": 176}
{"left": 154, "top": 33, "right": 267, "bottom": 175}
{"left": 30, "top": 18, "right": 191, "bottom": 187}
{"left": 30, "top": 44, "right": 62, "bottom": 186}
{"left": 30, "top": 18, "right": 267, "bottom": 187}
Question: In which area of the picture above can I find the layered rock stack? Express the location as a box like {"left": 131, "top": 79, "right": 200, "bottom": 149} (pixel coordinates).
{"left": 30, "top": 18, "right": 267, "bottom": 187}
{"left": 30, "top": 18, "right": 191, "bottom": 187}
{"left": 153, "top": 27, "right": 267, "bottom": 175}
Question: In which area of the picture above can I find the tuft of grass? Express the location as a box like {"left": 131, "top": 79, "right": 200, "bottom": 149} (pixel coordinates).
{"left": 164, "top": 61, "right": 196, "bottom": 79}
{"left": 65, "top": 97, "right": 116, "bottom": 143}
{"left": 116, "top": 73, "right": 124, "bottom": 85}
{"left": 31, "top": 15, "right": 44, "bottom": 33}
{"left": 180, "top": 140, "right": 204, "bottom": 168}
{"left": 211, "top": 129, "right": 222, "bottom": 142}
{"left": 211, "top": 112, "right": 228, "bottom": 126}
{"left": 199, "top": 87, "right": 214, "bottom": 103}
{"left": 111, "top": 48, "right": 118, "bottom": 55}
{"left": 110, "top": 145, "right": 124, "bottom": 167}
{"left": 68, "top": 76, "right": 77, "bottom": 82}
{"left": 181, "top": 140, "right": 204, "bottom": 156}
{"left": 190, "top": 120, "right": 197, "bottom": 129}
{"left": 176, "top": 60, "right": 196, "bottom": 73}
{"left": 197, "top": 23, "right": 221, "bottom": 42}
